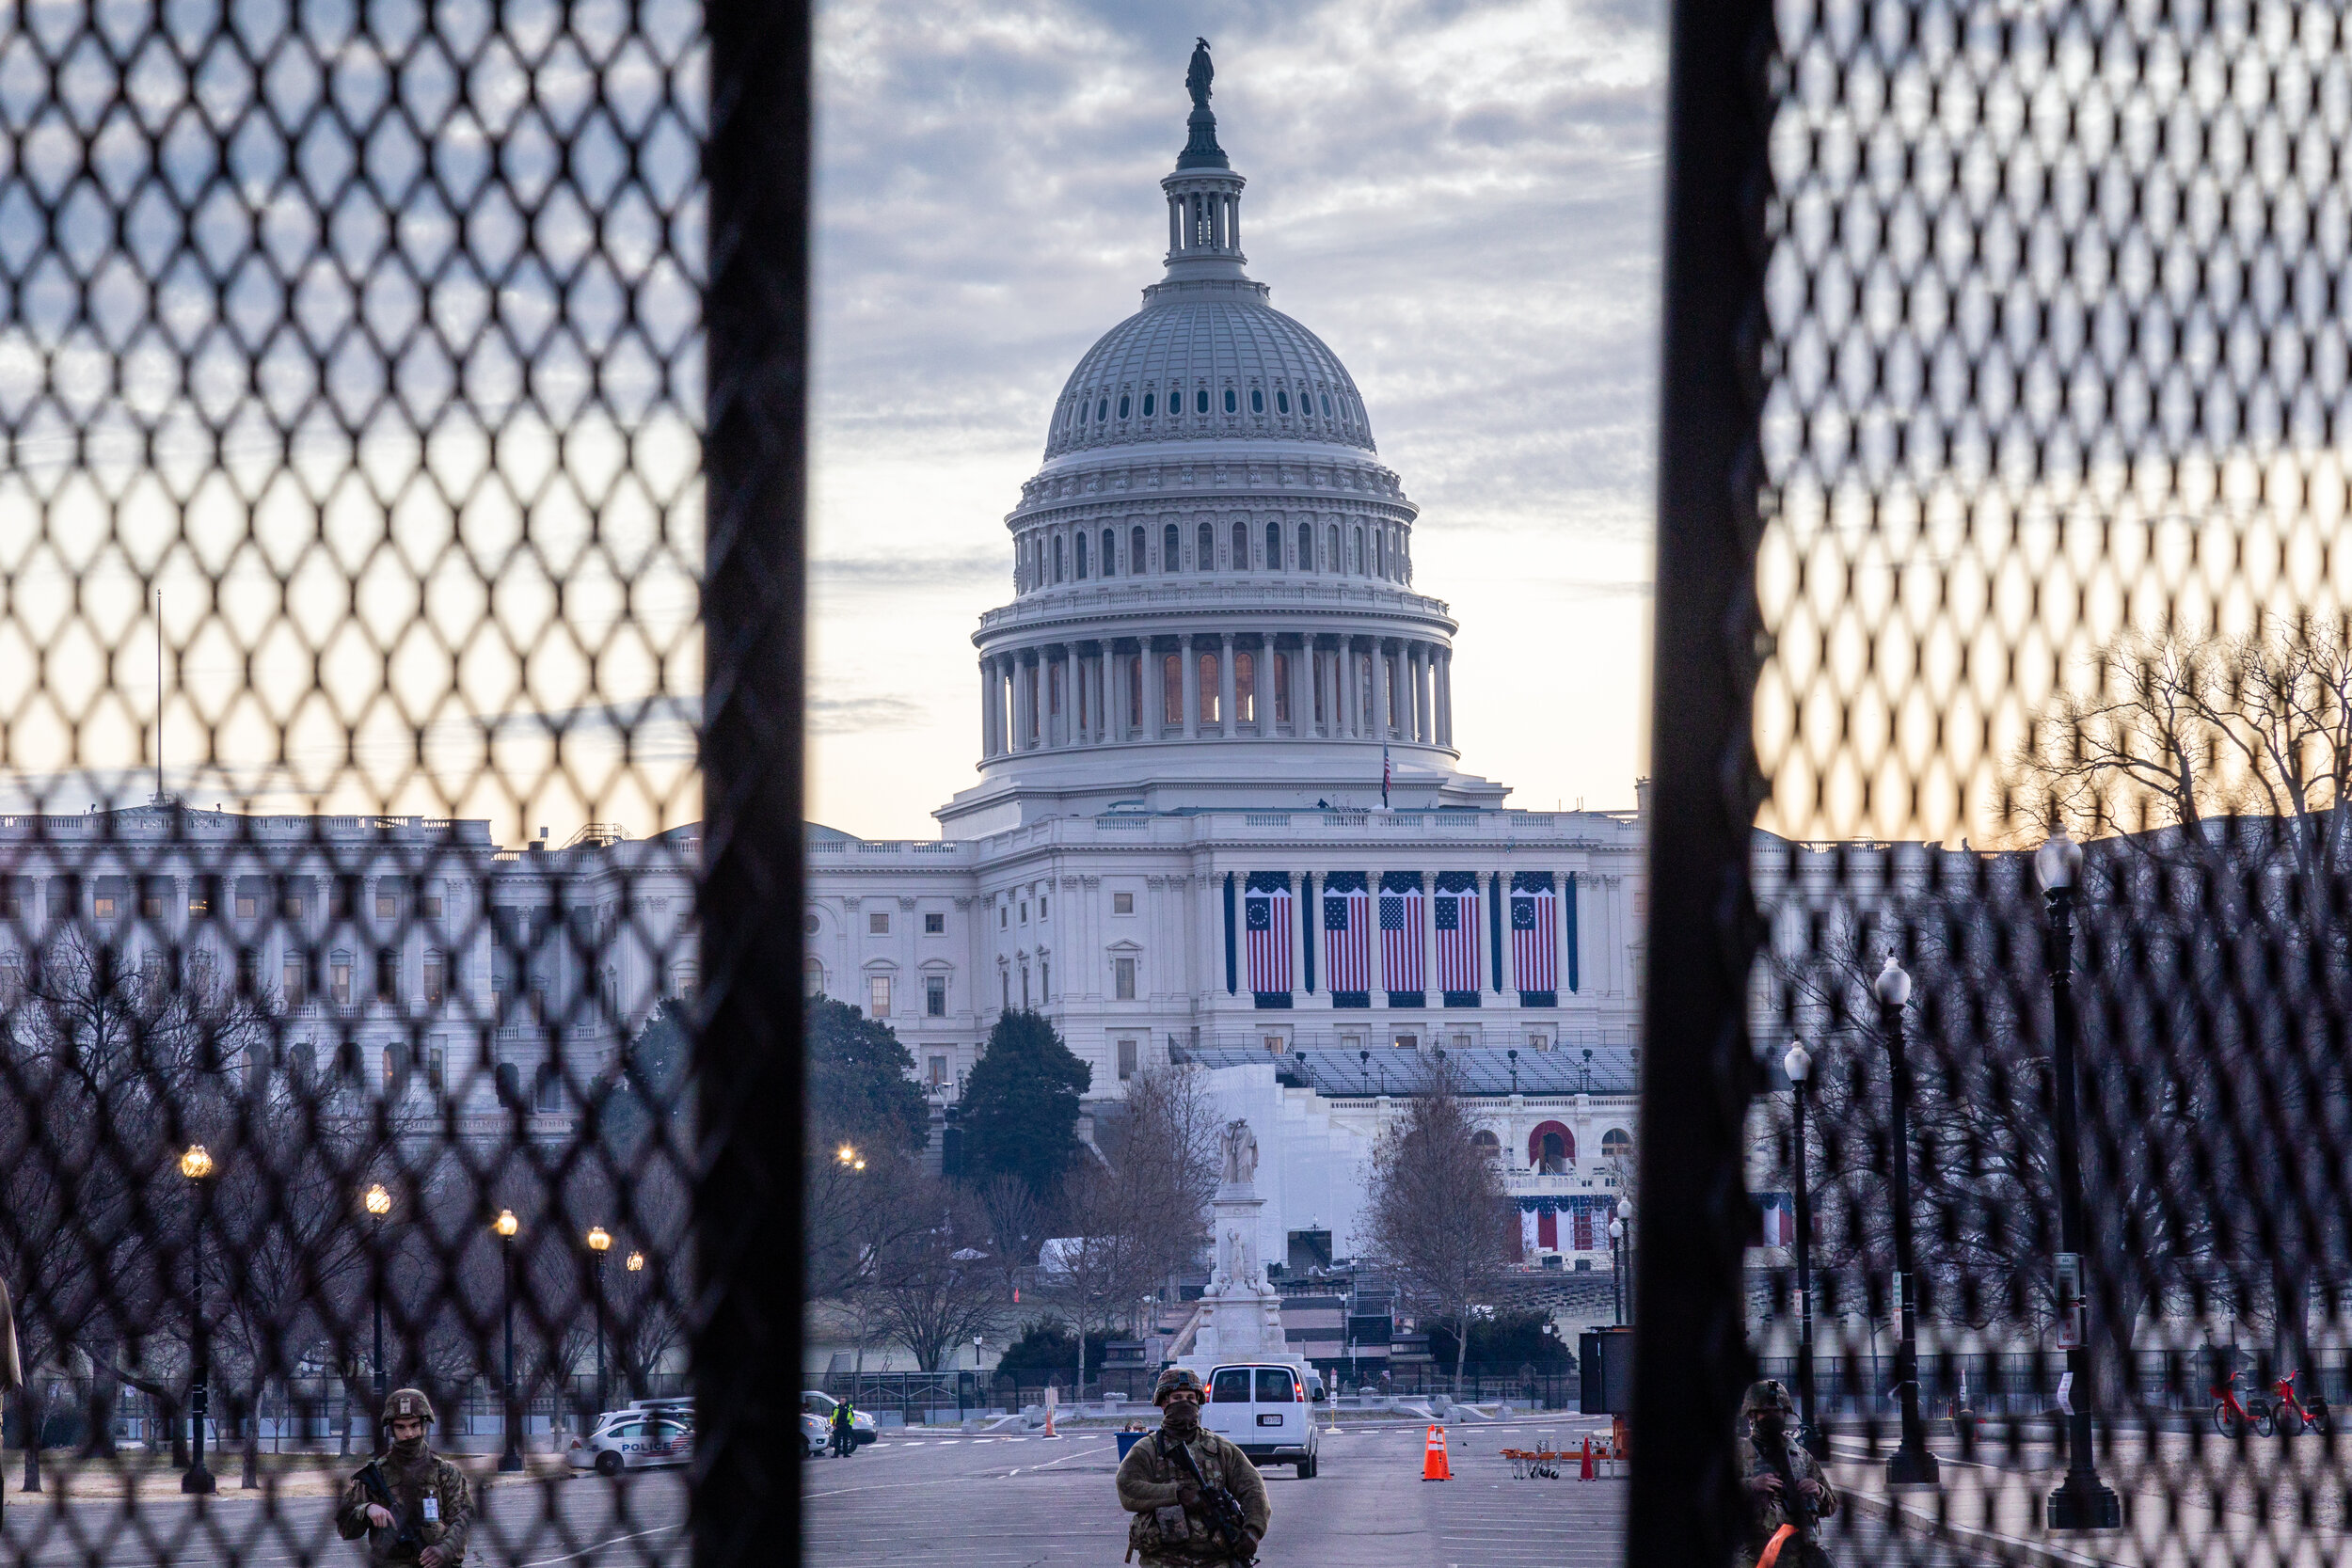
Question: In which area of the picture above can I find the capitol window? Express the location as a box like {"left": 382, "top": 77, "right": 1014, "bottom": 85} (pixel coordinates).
{"left": 1602, "top": 1129, "right": 1633, "bottom": 1164}
{"left": 1250, "top": 388, "right": 1263, "bottom": 413}
{"left": 1200, "top": 654, "right": 1220, "bottom": 722}
{"left": 1266, "top": 521, "right": 1282, "bottom": 570}
{"left": 1327, "top": 524, "right": 1340, "bottom": 573}
{"left": 1223, "top": 388, "right": 1237, "bottom": 413}
{"left": 1075, "top": 531, "right": 1088, "bottom": 578}
{"left": 1321, "top": 393, "right": 1333, "bottom": 416}
{"left": 1117, "top": 1038, "right": 1137, "bottom": 1081}
{"left": 1132, "top": 525, "right": 1147, "bottom": 573}
{"left": 1096, "top": 398, "right": 1108, "bottom": 421}
{"left": 869, "top": 911, "right": 890, "bottom": 934}
{"left": 925, "top": 911, "right": 946, "bottom": 934}
{"left": 1142, "top": 391, "right": 1155, "bottom": 417}
{"left": 1102, "top": 529, "right": 1115, "bottom": 577}
{"left": 1118, "top": 394, "right": 1130, "bottom": 419}
{"left": 804, "top": 957, "right": 825, "bottom": 996}
{"left": 1232, "top": 520, "right": 1248, "bottom": 568}
{"left": 868, "top": 975, "right": 892, "bottom": 1018}
{"left": 1053, "top": 535, "right": 1065, "bottom": 582}
{"left": 1272, "top": 653, "right": 1291, "bottom": 722}
{"left": 1163, "top": 523, "right": 1181, "bottom": 573}
{"left": 1352, "top": 527, "right": 1365, "bottom": 573}
{"left": 926, "top": 975, "right": 946, "bottom": 1016}
{"left": 1115, "top": 957, "right": 1136, "bottom": 999}
{"left": 1298, "top": 522, "right": 1313, "bottom": 570}
{"left": 1234, "top": 652, "right": 1254, "bottom": 722}
{"left": 1197, "top": 521, "right": 1214, "bottom": 570}
{"left": 1196, "top": 388, "right": 1209, "bottom": 414}
{"left": 1113, "top": 892, "right": 1135, "bottom": 914}
{"left": 1163, "top": 654, "right": 1182, "bottom": 723}
{"left": 1277, "top": 389, "right": 1290, "bottom": 413}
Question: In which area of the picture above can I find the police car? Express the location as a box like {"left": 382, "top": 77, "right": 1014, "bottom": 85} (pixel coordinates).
{"left": 1200, "top": 1362, "right": 1322, "bottom": 1478}
{"left": 566, "top": 1411, "right": 693, "bottom": 1475}
{"left": 802, "top": 1390, "right": 878, "bottom": 1456}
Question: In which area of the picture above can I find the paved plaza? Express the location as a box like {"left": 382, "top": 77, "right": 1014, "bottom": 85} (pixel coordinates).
{"left": 0, "top": 1468, "right": 685, "bottom": 1567}
{"left": 802, "top": 1416, "right": 1997, "bottom": 1568}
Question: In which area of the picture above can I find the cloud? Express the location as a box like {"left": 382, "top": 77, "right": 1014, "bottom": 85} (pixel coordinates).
{"left": 809, "top": 694, "right": 932, "bottom": 735}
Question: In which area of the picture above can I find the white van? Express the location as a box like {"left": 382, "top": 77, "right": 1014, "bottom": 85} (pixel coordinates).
{"left": 1200, "top": 1362, "right": 1321, "bottom": 1478}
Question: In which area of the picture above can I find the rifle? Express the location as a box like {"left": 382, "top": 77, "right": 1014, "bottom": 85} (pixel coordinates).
{"left": 355, "top": 1461, "right": 427, "bottom": 1558}
{"left": 1162, "top": 1433, "right": 1258, "bottom": 1567}
{"left": 1756, "top": 1433, "right": 1815, "bottom": 1568}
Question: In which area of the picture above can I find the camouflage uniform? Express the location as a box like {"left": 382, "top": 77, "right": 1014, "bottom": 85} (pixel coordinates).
{"left": 333, "top": 1389, "right": 475, "bottom": 1567}
{"left": 1739, "top": 1380, "right": 1837, "bottom": 1568}
{"left": 1116, "top": 1369, "right": 1269, "bottom": 1566}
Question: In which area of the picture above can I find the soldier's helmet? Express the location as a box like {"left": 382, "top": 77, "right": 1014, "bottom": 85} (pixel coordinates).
{"left": 1153, "top": 1367, "right": 1207, "bottom": 1406}
{"left": 1741, "top": 1379, "right": 1795, "bottom": 1418}
{"left": 382, "top": 1387, "right": 437, "bottom": 1429}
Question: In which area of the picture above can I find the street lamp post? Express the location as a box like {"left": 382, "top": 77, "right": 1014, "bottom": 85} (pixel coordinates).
{"left": 1875, "top": 953, "right": 1939, "bottom": 1487}
{"left": 587, "top": 1226, "right": 612, "bottom": 1418}
{"left": 1784, "top": 1040, "right": 1825, "bottom": 1458}
{"left": 363, "top": 1183, "right": 391, "bottom": 1402}
{"left": 495, "top": 1210, "right": 522, "bottom": 1472}
{"left": 2036, "top": 829, "right": 2122, "bottom": 1530}
{"left": 1608, "top": 1217, "right": 1626, "bottom": 1325}
{"left": 1616, "top": 1196, "right": 1634, "bottom": 1327}
{"left": 180, "top": 1144, "right": 216, "bottom": 1495}
{"left": 625, "top": 1250, "right": 645, "bottom": 1399}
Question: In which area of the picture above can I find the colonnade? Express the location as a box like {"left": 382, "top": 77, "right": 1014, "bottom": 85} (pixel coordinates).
{"left": 978, "top": 632, "right": 1454, "bottom": 757}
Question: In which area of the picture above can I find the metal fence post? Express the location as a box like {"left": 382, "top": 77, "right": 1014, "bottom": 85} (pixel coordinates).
{"left": 1630, "top": 0, "right": 1775, "bottom": 1563}
{"left": 696, "top": 0, "right": 812, "bottom": 1562}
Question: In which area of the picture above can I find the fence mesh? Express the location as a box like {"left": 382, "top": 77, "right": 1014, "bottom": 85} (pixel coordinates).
{"left": 1681, "top": 1, "right": 2352, "bottom": 1564}
{"left": 0, "top": 0, "right": 726, "bottom": 1561}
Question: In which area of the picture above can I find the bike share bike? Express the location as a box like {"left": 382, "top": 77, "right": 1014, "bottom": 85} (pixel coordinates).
{"left": 2213, "top": 1370, "right": 2335, "bottom": 1438}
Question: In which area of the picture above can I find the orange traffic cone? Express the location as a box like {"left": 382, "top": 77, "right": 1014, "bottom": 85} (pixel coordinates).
{"left": 1422, "top": 1424, "right": 1452, "bottom": 1481}
{"left": 1580, "top": 1436, "right": 1595, "bottom": 1480}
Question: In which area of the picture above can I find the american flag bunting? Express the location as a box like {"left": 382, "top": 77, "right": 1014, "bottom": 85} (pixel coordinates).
{"left": 1246, "top": 876, "right": 1294, "bottom": 995}
{"left": 1323, "top": 875, "right": 1371, "bottom": 994}
{"left": 1379, "top": 876, "right": 1422, "bottom": 995}
{"left": 1435, "top": 875, "right": 1480, "bottom": 994}
{"left": 1511, "top": 873, "right": 1558, "bottom": 997}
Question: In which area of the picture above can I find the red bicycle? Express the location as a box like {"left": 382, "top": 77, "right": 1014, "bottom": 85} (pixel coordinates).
{"left": 2262, "top": 1371, "right": 2334, "bottom": 1437}
{"left": 2214, "top": 1371, "right": 2269, "bottom": 1438}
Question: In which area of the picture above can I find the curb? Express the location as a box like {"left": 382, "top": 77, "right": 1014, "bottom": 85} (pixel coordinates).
{"left": 1837, "top": 1486, "right": 2121, "bottom": 1568}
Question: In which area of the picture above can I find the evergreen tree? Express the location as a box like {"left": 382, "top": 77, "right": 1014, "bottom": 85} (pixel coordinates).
{"left": 959, "top": 1009, "right": 1089, "bottom": 1196}
{"left": 806, "top": 994, "right": 930, "bottom": 1155}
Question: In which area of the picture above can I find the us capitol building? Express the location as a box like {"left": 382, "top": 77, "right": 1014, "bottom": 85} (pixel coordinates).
{"left": 805, "top": 58, "right": 1649, "bottom": 1270}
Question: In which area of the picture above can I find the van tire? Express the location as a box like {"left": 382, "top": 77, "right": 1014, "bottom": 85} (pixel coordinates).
{"left": 1297, "top": 1455, "right": 1316, "bottom": 1479}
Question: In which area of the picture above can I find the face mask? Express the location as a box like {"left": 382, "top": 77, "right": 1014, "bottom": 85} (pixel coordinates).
{"left": 391, "top": 1433, "right": 426, "bottom": 1461}
{"left": 1161, "top": 1401, "right": 1200, "bottom": 1433}
{"left": 1754, "top": 1414, "right": 1787, "bottom": 1443}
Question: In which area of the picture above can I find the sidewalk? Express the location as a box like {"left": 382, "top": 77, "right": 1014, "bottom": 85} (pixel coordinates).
{"left": 1829, "top": 1436, "right": 2352, "bottom": 1568}
{"left": 0, "top": 1449, "right": 573, "bottom": 1504}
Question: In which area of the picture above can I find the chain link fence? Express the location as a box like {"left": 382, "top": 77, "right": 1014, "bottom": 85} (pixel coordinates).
{"left": 0, "top": 0, "right": 806, "bottom": 1562}
{"left": 1641, "top": 2, "right": 2352, "bottom": 1564}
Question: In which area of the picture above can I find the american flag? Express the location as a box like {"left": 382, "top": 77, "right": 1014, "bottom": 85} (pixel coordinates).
{"left": 1323, "top": 879, "right": 1371, "bottom": 992}
{"left": 1435, "top": 879, "right": 1480, "bottom": 993}
{"left": 1511, "top": 875, "right": 1557, "bottom": 994}
{"left": 1246, "top": 879, "right": 1294, "bottom": 994}
{"left": 1381, "top": 744, "right": 1391, "bottom": 807}
{"left": 1379, "top": 878, "right": 1422, "bottom": 994}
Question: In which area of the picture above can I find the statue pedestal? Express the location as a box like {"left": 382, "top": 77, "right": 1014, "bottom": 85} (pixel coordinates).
{"left": 1189, "top": 1147, "right": 1286, "bottom": 1364}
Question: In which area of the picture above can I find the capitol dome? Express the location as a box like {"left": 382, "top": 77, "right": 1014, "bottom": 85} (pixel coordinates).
{"left": 940, "top": 46, "right": 1511, "bottom": 835}
{"left": 1044, "top": 290, "right": 1377, "bottom": 460}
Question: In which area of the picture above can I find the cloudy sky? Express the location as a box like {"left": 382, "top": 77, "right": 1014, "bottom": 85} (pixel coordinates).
{"left": 808, "top": 0, "right": 1668, "bottom": 839}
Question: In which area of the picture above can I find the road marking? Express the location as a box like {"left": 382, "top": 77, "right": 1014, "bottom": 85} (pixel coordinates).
{"left": 515, "top": 1522, "right": 685, "bottom": 1565}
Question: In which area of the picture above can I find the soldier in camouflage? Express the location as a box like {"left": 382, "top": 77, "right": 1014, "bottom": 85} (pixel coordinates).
{"left": 1116, "top": 1367, "right": 1269, "bottom": 1565}
{"left": 1740, "top": 1379, "right": 1837, "bottom": 1568}
{"left": 334, "top": 1388, "right": 474, "bottom": 1568}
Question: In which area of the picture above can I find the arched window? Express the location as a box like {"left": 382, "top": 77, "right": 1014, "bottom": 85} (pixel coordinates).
{"left": 1528, "top": 1120, "right": 1576, "bottom": 1171}
{"left": 1223, "top": 388, "right": 1237, "bottom": 413}
{"left": 1298, "top": 521, "right": 1314, "bottom": 570}
{"left": 1053, "top": 535, "right": 1065, "bottom": 583}
{"left": 1249, "top": 388, "right": 1263, "bottom": 413}
{"left": 1117, "top": 393, "right": 1130, "bottom": 419}
{"left": 1077, "top": 399, "right": 1088, "bottom": 425}
{"left": 1196, "top": 387, "right": 1209, "bottom": 414}
{"left": 1472, "top": 1129, "right": 1502, "bottom": 1159}
{"left": 1232, "top": 520, "right": 1249, "bottom": 569}
{"left": 1163, "top": 654, "right": 1182, "bottom": 726}
{"left": 1074, "top": 531, "right": 1088, "bottom": 579}
{"left": 1133, "top": 525, "right": 1148, "bottom": 574}
{"left": 1601, "top": 1129, "right": 1633, "bottom": 1165}
{"left": 1277, "top": 389, "right": 1291, "bottom": 414}
{"left": 1321, "top": 392, "right": 1333, "bottom": 417}
{"left": 1375, "top": 531, "right": 1385, "bottom": 577}
{"left": 290, "top": 1040, "right": 317, "bottom": 1086}
{"left": 1352, "top": 527, "right": 1365, "bottom": 574}
{"left": 1200, "top": 653, "right": 1220, "bottom": 722}
{"left": 1096, "top": 398, "right": 1108, "bottom": 421}
{"left": 1271, "top": 652, "right": 1290, "bottom": 722}
{"left": 1266, "top": 521, "right": 1283, "bottom": 571}
{"left": 1128, "top": 655, "right": 1143, "bottom": 734}
{"left": 803, "top": 955, "right": 825, "bottom": 997}
{"left": 1327, "top": 524, "right": 1340, "bottom": 572}
{"left": 1142, "top": 391, "right": 1155, "bottom": 417}
{"left": 1235, "top": 652, "right": 1255, "bottom": 722}
{"left": 1197, "top": 521, "right": 1215, "bottom": 571}
{"left": 534, "top": 1063, "right": 563, "bottom": 1114}
{"left": 1102, "top": 529, "right": 1116, "bottom": 578}
{"left": 383, "top": 1043, "right": 411, "bottom": 1101}
{"left": 1164, "top": 523, "right": 1181, "bottom": 572}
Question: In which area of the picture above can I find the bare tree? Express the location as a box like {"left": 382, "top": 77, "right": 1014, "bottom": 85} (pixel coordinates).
{"left": 866, "top": 1178, "right": 1001, "bottom": 1372}
{"left": 1360, "top": 1062, "right": 1518, "bottom": 1391}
